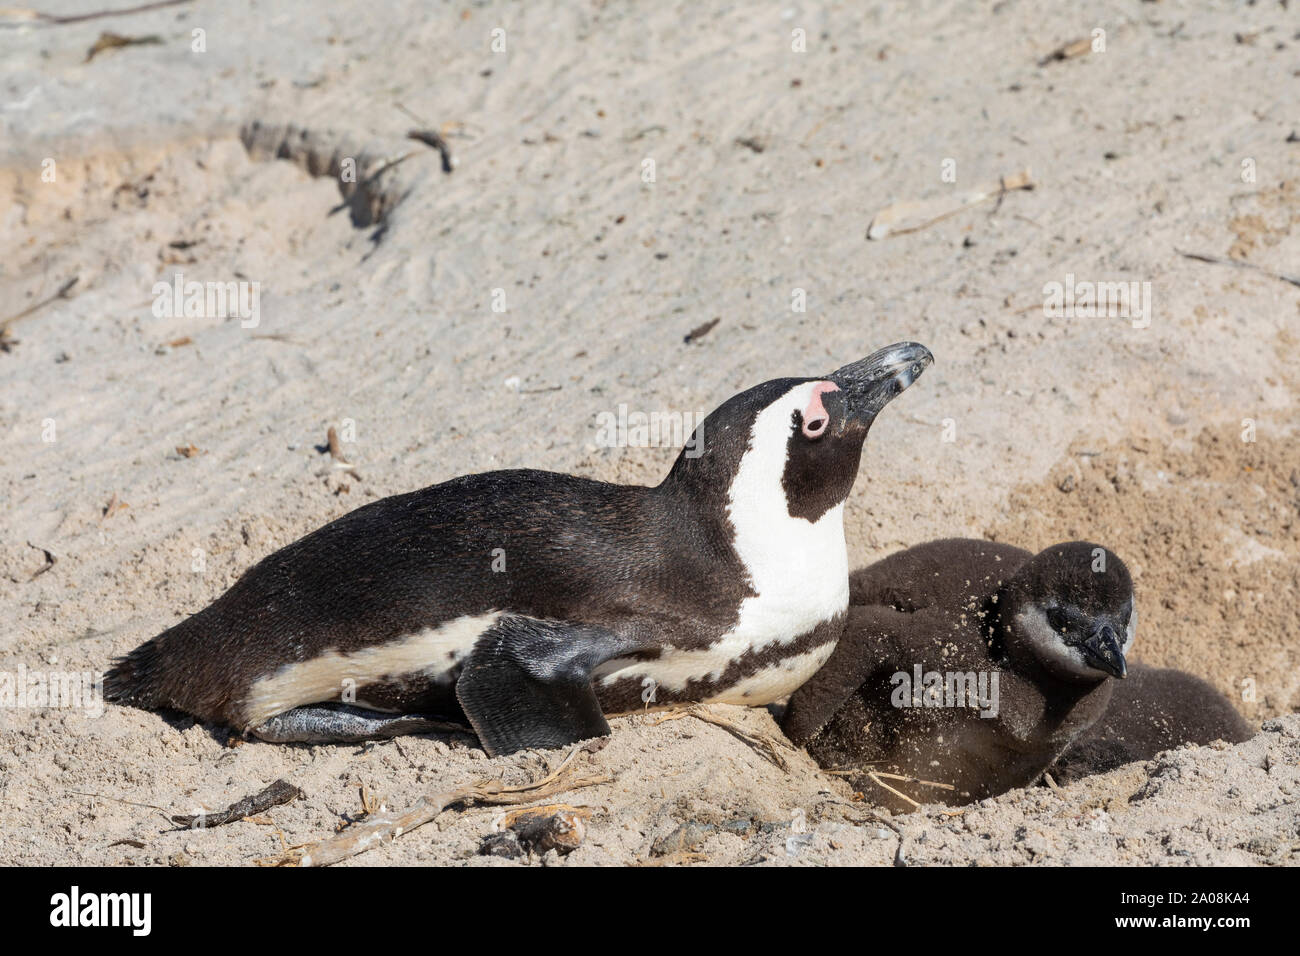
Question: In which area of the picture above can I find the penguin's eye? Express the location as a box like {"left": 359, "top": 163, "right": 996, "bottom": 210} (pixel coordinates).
{"left": 798, "top": 384, "right": 836, "bottom": 440}
{"left": 1046, "top": 607, "right": 1070, "bottom": 634}
{"left": 802, "top": 414, "right": 829, "bottom": 440}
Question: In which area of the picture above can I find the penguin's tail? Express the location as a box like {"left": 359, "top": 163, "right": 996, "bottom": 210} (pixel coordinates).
{"left": 102, "top": 637, "right": 168, "bottom": 710}
{"left": 103, "top": 617, "right": 240, "bottom": 729}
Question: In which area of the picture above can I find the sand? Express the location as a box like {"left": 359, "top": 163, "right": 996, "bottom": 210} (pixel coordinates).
{"left": 1, "top": 0, "right": 1297, "bottom": 866}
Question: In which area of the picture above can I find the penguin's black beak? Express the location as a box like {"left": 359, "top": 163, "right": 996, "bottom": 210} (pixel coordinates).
{"left": 828, "top": 341, "right": 933, "bottom": 425}
{"left": 1079, "top": 623, "right": 1127, "bottom": 679}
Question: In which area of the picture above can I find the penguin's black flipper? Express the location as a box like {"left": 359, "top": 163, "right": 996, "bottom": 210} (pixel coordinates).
{"left": 456, "top": 615, "right": 639, "bottom": 757}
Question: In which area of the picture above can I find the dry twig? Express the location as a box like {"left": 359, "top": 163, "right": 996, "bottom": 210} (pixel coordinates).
{"left": 323, "top": 425, "right": 363, "bottom": 481}
{"left": 66, "top": 789, "right": 173, "bottom": 827}
{"left": 826, "top": 766, "right": 956, "bottom": 810}
{"left": 26, "top": 541, "right": 56, "bottom": 580}
{"left": 85, "top": 30, "right": 161, "bottom": 61}
{"left": 397, "top": 103, "right": 456, "bottom": 173}
{"left": 1175, "top": 248, "right": 1300, "bottom": 289}
{"left": 1, "top": 0, "right": 191, "bottom": 27}
{"left": 651, "top": 704, "right": 795, "bottom": 771}
{"left": 1, "top": 276, "right": 77, "bottom": 351}
{"left": 258, "top": 745, "right": 610, "bottom": 867}
{"left": 866, "top": 170, "right": 1034, "bottom": 240}
{"left": 171, "top": 779, "right": 303, "bottom": 829}
{"left": 683, "top": 317, "right": 720, "bottom": 344}
{"left": 1038, "top": 36, "right": 1094, "bottom": 66}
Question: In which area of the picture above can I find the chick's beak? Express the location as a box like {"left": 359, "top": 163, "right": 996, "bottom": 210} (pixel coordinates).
{"left": 1080, "top": 623, "right": 1127, "bottom": 679}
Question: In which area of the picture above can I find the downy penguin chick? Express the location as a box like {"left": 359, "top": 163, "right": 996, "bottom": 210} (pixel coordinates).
{"left": 781, "top": 539, "right": 1134, "bottom": 810}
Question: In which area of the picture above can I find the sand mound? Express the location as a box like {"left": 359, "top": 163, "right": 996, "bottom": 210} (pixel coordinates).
{"left": 989, "top": 425, "right": 1300, "bottom": 720}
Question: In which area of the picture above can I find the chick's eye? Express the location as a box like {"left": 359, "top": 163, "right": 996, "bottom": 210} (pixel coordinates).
{"left": 1046, "top": 608, "right": 1069, "bottom": 633}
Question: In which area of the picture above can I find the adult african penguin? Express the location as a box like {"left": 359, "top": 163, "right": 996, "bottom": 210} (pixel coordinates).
{"left": 105, "top": 341, "right": 933, "bottom": 756}
{"left": 1050, "top": 665, "right": 1253, "bottom": 784}
{"left": 781, "top": 538, "right": 1134, "bottom": 810}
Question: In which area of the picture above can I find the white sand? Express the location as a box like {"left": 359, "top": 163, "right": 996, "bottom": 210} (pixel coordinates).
{"left": 1, "top": 0, "right": 1297, "bottom": 865}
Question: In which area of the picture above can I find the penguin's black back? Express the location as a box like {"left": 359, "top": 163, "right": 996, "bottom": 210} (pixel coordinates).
{"left": 105, "top": 468, "right": 744, "bottom": 726}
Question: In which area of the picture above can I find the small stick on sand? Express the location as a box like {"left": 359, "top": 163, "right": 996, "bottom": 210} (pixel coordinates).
{"left": 326, "top": 425, "right": 349, "bottom": 464}
{"left": 85, "top": 30, "right": 161, "bottom": 62}
{"left": 397, "top": 103, "right": 456, "bottom": 173}
{"left": 650, "top": 705, "right": 795, "bottom": 771}
{"left": 258, "top": 744, "right": 610, "bottom": 867}
{"left": 356, "top": 781, "right": 383, "bottom": 818}
{"left": 1, "top": 0, "right": 191, "bottom": 27}
{"left": 0, "top": 276, "right": 77, "bottom": 351}
{"left": 102, "top": 493, "right": 129, "bottom": 519}
{"left": 868, "top": 772, "right": 924, "bottom": 810}
{"left": 683, "top": 317, "right": 720, "bottom": 344}
{"left": 67, "top": 790, "right": 173, "bottom": 828}
{"left": 866, "top": 170, "right": 1034, "bottom": 240}
{"left": 816, "top": 791, "right": 907, "bottom": 836}
{"left": 870, "top": 771, "right": 956, "bottom": 791}
{"left": 324, "top": 425, "right": 363, "bottom": 481}
{"left": 26, "top": 541, "right": 56, "bottom": 580}
{"left": 406, "top": 130, "right": 455, "bottom": 174}
{"left": 171, "top": 779, "right": 304, "bottom": 828}
{"left": 826, "top": 767, "right": 956, "bottom": 810}
{"left": 1038, "top": 36, "right": 1094, "bottom": 67}
{"left": 1175, "top": 248, "right": 1300, "bottom": 289}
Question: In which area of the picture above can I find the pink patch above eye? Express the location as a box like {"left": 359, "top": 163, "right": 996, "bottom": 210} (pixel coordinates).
{"left": 801, "top": 381, "right": 839, "bottom": 438}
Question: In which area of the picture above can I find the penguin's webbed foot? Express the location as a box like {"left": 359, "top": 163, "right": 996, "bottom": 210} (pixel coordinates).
{"left": 456, "top": 615, "right": 636, "bottom": 757}
{"left": 250, "top": 703, "right": 466, "bottom": 743}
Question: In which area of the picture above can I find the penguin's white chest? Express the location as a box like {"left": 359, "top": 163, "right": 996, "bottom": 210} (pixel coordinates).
{"left": 702, "top": 497, "right": 849, "bottom": 702}
{"left": 725, "top": 499, "right": 850, "bottom": 643}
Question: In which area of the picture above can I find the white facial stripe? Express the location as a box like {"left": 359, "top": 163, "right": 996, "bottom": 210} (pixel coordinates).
{"left": 1122, "top": 603, "right": 1137, "bottom": 655}
{"left": 239, "top": 611, "right": 500, "bottom": 728}
{"left": 596, "top": 382, "right": 850, "bottom": 701}
{"left": 725, "top": 379, "right": 850, "bottom": 646}
{"left": 1014, "top": 606, "right": 1096, "bottom": 679}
